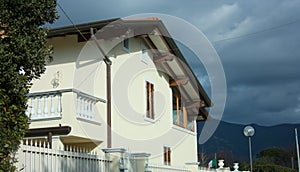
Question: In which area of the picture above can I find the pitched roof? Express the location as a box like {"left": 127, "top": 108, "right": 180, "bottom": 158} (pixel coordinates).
{"left": 48, "top": 18, "right": 212, "bottom": 119}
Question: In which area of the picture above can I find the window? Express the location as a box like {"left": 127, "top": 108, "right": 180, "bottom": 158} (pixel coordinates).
{"left": 122, "top": 38, "right": 130, "bottom": 52}
{"left": 141, "top": 43, "right": 148, "bottom": 63}
{"left": 146, "top": 81, "right": 154, "bottom": 119}
{"left": 172, "top": 86, "right": 184, "bottom": 126}
{"left": 164, "top": 146, "right": 171, "bottom": 165}
{"left": 171, "top": 85, "right": 194, "bottom": 131}
{"left": 173, "top": 94, "right": 184, "bottom": 126}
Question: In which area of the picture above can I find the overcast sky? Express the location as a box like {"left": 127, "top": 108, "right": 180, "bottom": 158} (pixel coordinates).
{"left": 54, "top": 0, "right": 300, "bottom": 126}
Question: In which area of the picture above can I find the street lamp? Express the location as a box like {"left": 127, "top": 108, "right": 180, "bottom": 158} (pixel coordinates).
{"left": 244, "top": 126, "right": 255, "bottom": 172}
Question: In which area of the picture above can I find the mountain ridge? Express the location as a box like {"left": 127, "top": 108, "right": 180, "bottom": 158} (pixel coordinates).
{"left": 197, "top": 120, "right": 300, "bottom": 161}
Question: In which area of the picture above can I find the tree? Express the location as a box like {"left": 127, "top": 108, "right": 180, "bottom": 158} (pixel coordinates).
{"left": 0, "top": 1, "right": 57, "bottom": 171}
{"left": 257, "top": 147, "right": 295, "bottom": 168}
{"left": 198, "top": 146, "right": 209, "bottom": 167}
{"left": 253, "top": 161, "right": 296, "bottom": 172}
{"left": 254, "top": 147, "right": 297, "bottom": 171}
{"left": 239, "top": 161, "right": 250, "bottom": 171}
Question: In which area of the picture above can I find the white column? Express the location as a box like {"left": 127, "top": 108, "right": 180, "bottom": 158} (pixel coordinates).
{"left": 85, "top": 98, "right": 88, "bottom": 118}
{"left": 43, "top": 96, "right": 48, "bottom": 116}
{"left": 37, "top": 97, "right": 41, "bottom": 117}
{"left": 57, "top": 94, "right": 61, "bottom": 116}
{"left": 89, "top": 101, "right": 93, "bottom": 119}
{"left": 81, "top": 97, "right": 85, "bottom": 117}
{"left": 77, "top": 95, "right": 81, "bottom": 117}
{"left": 87, "top": 100, "right": 92, "bottom": 119}
{"left": 80, "top": 97, "right": 85, "bottom": 117}
{"left": 30, "top": 97, "right": 35, "bottom": 118}
{"left": 50, "top": 95, "right": 55, "bottom": 116}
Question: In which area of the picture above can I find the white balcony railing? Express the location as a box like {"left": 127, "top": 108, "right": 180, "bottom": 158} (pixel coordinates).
{"left": 76, "top": 91, "right": 104, "bottom": 122}
{"left": 27, "top": 89, "right": 105, "bottom": 121}
{"left": 27, "top": 93, "right": 62, "bottom": 121}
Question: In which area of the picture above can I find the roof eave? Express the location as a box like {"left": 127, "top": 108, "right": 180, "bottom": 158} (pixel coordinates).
{"left": 47, "top": 18, "right": 212, "bottom": 107}
{"left": 153, "top": 21, "right": 212, "bottom": 107}
{"left": 48, "top": 18, "right": 120, "bottom": 38}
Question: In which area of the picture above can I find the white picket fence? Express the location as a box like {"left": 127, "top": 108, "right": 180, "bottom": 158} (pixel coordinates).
{"left": 17, "top": 139, "right": 248, "bottom": 172}
{"left": 148, "top": 164, "right": 191, "bottom": 172}
{"left": 17, "top": 140, "right": 109, "bottom": 172}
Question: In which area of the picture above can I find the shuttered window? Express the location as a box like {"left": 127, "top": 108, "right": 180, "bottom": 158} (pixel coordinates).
{"left": 164, "top": 146, "right": 171, "bottom": 165}
{"left": 146, "top": 81, "right": 154, "bottom": 119}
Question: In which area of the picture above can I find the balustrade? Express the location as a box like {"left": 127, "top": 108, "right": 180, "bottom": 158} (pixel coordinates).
{"left": 27, "top": 93, "right": 62, "bottom": 120}
{"left": 27, "top": 89, "right": 105, "bottom": 122}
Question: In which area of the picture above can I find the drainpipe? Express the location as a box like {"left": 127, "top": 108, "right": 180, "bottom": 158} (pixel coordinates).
{"left": 90, "top": 28, "right": 112, "bottom": 148}
{"left": 106, "top": 62, "right": 112, "bottom": 148}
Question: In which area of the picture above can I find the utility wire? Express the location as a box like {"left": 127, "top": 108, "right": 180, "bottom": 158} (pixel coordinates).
{"left": 57, "top": 2, "right": 88, "bottom": 41}
{"left": 212, "top": 18, "right": 300, "bottom": 44}
{"left": 57, "top": 2, "right": 300, "bottom": 45}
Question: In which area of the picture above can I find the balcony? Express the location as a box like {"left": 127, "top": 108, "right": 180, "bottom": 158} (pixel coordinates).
{"left": 173, "top": 109, "right": 194, "bottom": 132}
{"left": 27, "top": 89, "right": 105, "bottom": 122}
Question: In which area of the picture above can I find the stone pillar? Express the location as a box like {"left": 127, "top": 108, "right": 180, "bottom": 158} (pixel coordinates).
{"left": 102, "top": 148, "right": 127, "bottom": 172}
{"left": 51, "top": 136, "right": 63, "bottom": 150}
{"left": 131, "top": 153, "right": 151, "bottom": 172}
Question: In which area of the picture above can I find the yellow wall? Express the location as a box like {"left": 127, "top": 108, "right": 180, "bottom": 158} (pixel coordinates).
{"left": 28, "top": 34, "right": 198, "bottom": 167}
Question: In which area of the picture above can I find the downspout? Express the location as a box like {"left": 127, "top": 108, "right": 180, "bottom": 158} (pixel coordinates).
{"left": 90, "top": 28, "right": 112, "bottom": 148}
{"left": 106, "top": 62, "right": 112, "bottom": 148}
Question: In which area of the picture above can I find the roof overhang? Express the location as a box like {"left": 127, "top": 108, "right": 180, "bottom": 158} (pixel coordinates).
{"left": 48, "top": 18, "right": 212, "bottom": 120}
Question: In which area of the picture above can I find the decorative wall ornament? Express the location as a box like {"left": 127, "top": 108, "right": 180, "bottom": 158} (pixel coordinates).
{"left": 51, "top": 71, "right": 61, "bottom": 88}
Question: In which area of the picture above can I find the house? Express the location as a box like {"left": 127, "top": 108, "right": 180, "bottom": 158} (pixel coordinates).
{"left": 25, "top": 17, "right": 211, "bottom": 171}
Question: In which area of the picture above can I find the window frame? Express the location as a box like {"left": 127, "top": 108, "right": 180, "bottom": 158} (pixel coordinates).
{"left": 171, "top": 86, "right": 194, "bottom": 131}
{"left": 163, "top": 146, "right": 171, "bottom": 165}
{"left": 122, "top": 38, "right": 130, "bottom": 52}
{"left": 146, "top": 81, "right": 155, "bottom": 120}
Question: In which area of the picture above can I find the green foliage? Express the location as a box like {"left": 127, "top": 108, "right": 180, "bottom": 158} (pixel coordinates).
{"left": 0, "top": 0, "right": 58, "bottom": 171}
{"left": 253, "top": 161, "right": 296, "bottom": 172}
{"left": 252, "top": 147, "right": 297, "bottom": 172}
{"left": 238, "top": 161, "right": 250, "bottom": 171}
{"left": 257, "top": 147, "right": 295, "bottom": 168}
{"left": 237, "top": 160, "right": 296, "bottom": 172}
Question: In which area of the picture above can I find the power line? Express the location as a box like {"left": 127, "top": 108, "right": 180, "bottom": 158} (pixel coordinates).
{"left": 212, "top": 18, "right": 300, "bottom": 44}
{"left": 57, "top": 2, "right": 300, "bottom": 47}
{"left": 57, "top": 2, "right": 88, "bottom": 41}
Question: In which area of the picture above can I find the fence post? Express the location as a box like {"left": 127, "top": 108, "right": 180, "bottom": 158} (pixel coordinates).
{"left": 51, "top": 136, "right": 63, "bottom": 150}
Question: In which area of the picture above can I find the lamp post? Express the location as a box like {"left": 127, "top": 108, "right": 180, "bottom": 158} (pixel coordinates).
{"left": 295, "top": 128, "right": 300, "bottom": 172}
{"left": 244, "top": 126, "right": 255, "bottom": 172}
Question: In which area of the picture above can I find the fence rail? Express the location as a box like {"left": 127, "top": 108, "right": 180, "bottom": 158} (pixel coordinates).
{"left": 148, "top": 164, "right": 191, "bottom": 172}
{"left": 17, "top": 140, "right": 109, "bottom": 172}
{"left": 17, "top": 140, "right": 248, "bottom": 172}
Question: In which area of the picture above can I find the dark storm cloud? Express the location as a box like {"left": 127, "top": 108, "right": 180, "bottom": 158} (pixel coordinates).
{"left": 54, "top": 0, "right": 300, "bottom": 125}
{"left": 221, "top": 25, "right": 300, "bottom": 87}
{"left": 213, "top": 3, "right": 300, "bottom": 125}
